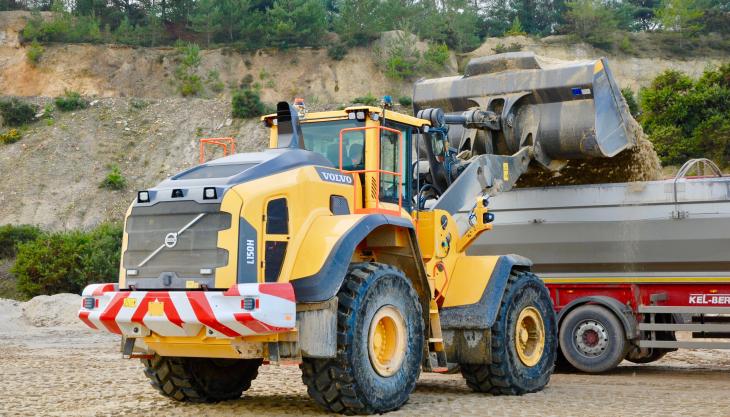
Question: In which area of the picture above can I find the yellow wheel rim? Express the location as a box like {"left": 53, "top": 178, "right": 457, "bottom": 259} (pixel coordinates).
{"left": 515, "top": 306, "right": 545, "bottom": 367}
{"left": 368, "top": 305, "right": 407, "bottom": 377}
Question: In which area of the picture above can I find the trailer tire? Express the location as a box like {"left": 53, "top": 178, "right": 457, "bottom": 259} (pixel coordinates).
{"left": 300, "top": 262, "right": 424, "bottom": 415}
{"left": 559, "top": 304, "right": 628, "bottom": 373}
{"left": 460, "top": 271, "right": 557, "bottom": 395}
{"left": 141, "top": 355, "right": 261, "bottom": 402}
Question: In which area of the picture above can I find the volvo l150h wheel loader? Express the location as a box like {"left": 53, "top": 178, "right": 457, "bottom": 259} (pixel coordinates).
{"left": 78, "top": 53, "right": 631, "bottom": 414}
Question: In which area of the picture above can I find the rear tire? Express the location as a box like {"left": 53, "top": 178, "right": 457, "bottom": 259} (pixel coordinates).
{"left": 300, "top": 262, "right": 424, "bottom": 415}
{"left": 460, "top": 271, "right": 557, "bottom": 395}
{"left": 559, "top": 304, "right": 628, "bottom": 373}
{"left": 141, "top": 355, "right": 261, "bottom": 402}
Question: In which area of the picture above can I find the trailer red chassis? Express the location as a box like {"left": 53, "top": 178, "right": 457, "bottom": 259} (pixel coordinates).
{"left": 544, "top": 277, "right": 730, "bottom": 373}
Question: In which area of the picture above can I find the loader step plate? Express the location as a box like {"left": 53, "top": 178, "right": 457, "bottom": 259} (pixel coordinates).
{"left": 77, "top": 283, "right": 296, "bottom": 338}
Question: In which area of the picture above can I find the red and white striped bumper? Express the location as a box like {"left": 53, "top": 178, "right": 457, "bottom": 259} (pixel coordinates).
{"left": 78, "top": 283, "right": 296, "bottom": 338}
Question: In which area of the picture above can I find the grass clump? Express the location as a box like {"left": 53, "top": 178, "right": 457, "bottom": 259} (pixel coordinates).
{"left": 55, "top": 91, "right": 88, "bottom": 112}
{"left": 100, "top": 164, "right": 127, "bottom": 190}
{"left": 351, "top": 93, "right": 379, "bottom": 107}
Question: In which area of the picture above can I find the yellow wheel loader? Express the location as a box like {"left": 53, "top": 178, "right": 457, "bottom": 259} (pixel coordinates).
{"left": 79, "top": 53, "right": 632, "bottom": 414}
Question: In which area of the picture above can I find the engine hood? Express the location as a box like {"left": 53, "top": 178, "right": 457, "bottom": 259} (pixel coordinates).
{"left": 135, "top": 148, "right": 332, "bottom": 207}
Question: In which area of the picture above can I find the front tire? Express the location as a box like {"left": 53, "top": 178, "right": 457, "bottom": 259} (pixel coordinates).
{"left": 460, "top": 271, "right": 557, "bottom": 395}
{"left": 141, "top": 355, "right": 261, "bottom": 402}
{"left": 300, "top": 262, "right": 424, "bottom": 415}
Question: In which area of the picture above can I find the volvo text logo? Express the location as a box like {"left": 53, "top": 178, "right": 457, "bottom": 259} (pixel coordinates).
{"left": 164, "top": 232, "right": 178, "bottom": 248}
{"left": 315, "top": 167, "right": 354, "bottom": 185}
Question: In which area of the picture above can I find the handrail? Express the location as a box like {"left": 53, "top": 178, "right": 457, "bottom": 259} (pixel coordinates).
{"left": 672, "top": 158, "right": 723, "bottom": 218}
{"left": 338, "top": 126, "right": 404, "bottom": 215}
{"left": 675, "top": 158, "right": 723, "bottom": 180}
{"left": 199, "top": 137, "right": 236, "bottom": 163}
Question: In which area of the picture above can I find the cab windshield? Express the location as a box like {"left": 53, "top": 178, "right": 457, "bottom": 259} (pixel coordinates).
{"left": 300, "top": 119, "right": 365, "bottom": 170}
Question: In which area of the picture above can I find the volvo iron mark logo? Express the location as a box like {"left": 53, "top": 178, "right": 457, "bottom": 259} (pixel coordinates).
{"left": 164, "top": 232, "right": 178, "bottom": 248}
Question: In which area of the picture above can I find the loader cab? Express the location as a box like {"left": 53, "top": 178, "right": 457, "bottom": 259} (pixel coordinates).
{"left": 263, "top": 105, "right": 429, "bottom": 215}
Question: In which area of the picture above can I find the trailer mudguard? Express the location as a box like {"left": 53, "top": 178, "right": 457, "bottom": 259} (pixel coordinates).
{"left": 557, "top": 296, "right": 639, "bottom": 339}
{"left": 440, "top": 254, "right": 532, "bottom": 330}
{"left": 289, "top": 214, "right": 420, "bottom": 303}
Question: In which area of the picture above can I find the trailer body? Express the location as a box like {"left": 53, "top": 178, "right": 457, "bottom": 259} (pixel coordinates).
{"left": 469, "top": 166, "right": 730, "bottom": 370}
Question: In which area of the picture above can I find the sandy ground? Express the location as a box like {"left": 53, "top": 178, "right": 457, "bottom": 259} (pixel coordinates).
{"left": 1, "top": 296, "right": 730, "bottom": 417}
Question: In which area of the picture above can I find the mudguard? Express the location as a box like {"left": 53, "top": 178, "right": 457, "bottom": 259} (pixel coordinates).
{"left": 290, "top": 214, "right": 416, "bottom": 303}
{"left": 440, "top": 254, "right": 532, "bottom": 330}
{"left": 557, "top": 296, "right": 639, "bottom": 339}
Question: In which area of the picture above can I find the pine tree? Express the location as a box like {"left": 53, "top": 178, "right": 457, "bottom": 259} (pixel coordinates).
{"left": 190, "top": 0, "right": 222, "bottom": 47}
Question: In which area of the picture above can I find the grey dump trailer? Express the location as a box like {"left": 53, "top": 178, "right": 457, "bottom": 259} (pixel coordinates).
{"left": 467, "top": 159, "right": 730, "bottom": 373}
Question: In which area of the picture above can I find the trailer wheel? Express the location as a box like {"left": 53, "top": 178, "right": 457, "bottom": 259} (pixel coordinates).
{"left": 559, "top": 304, "right": 628, "bottom": 373}
{"left": 460, "top": 271, "right": 557, "bottom": 395}
{"left": 300, "top": 262, "right": 424, "bottom": 415}
{"left": 141, "top": 355, "right": 261, "bottom": 402}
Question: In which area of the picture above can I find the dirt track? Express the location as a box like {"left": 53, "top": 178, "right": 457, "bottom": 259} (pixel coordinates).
{"left": 1, "top": 320, "right": 730, "bottom": 417}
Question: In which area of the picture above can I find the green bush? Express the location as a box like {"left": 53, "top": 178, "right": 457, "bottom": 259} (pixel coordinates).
{"left": 0, "top": 98, "right": 38, "bottom": 126}
{"left": 382, "top": 32, "right": 421, "bottom": 80}
{"left": 621, "top": 87, "right": 640, "bottom": 117}
{"left": 421, "top": 43, "right": 449, "bottom": 72}
{"left": 232, "top": 89, "right": 266, "bottom": 118}
{"left": 175, "top": 43, "right": 203, "bottom": 97}
{"left": 0, "top": 225, "right": 42, "bottom": 259}
{"left": 493, "top": 42, "right": 523, "bottom": 54}
{"left": 640, "top": 65, "right": 730, "bottom": 167}
{"left": 179, "top": 74, "right": 203, "bottom": 97}
{"left": 206, "top": 70, "right": 225, "bottom": 93}
{"left": 101, "top": 165, "right": 127, "bottom": 190}
{"left": 504, "top": 16, "right": 527, "bottom": 36}
{"left": 618, "top": 35, "right": 635, "bottom": 55}
{"left": 327, "top": 42, "right": 348, "bottom": 61}
{"left": 26, "top": 40, "right": 44, "bottom": 66}
{"left": 398, "top": 96, "right": 413, "bottom": 107}
{"left": 0, "top": 129, "right": 22, "bottom": 145}
{"left": 351, "top": 93, "right": 379, "bottom": 107}
{"left": 55, "top": 91, "right": 88, "bottom": 112}
{"left": 13, "top": 223, "right": 122, "bottom": 298}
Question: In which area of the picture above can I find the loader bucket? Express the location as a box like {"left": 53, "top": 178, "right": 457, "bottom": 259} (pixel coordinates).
{"left": 413, "top": 52, "right": 636, "bottom": 167}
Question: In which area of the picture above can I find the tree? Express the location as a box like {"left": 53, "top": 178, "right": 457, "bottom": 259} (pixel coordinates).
{"left": 266, "top": 0, "right": 327, "bottom": 48}
{"left": 564, "top": 0, "right": 619, "bottom": 48}
{"left": 218, "top": 0, "right": 252, "bottom": 42}
{"left": 190, "top": 0, "right": 222, "bottom": 47}
{"left": 505, "top": 16, "right": 527, "bottom": 35}
{"left": 640, "top": 65, "right": 730, "bottom": 167}
{"left": 511, "top": 0, "right": 566, "bottom": 35}
{"left": 481, "top": 0, "right": 514, "bottom": 37}
{"left": 333, "top": 0, "right": 385, "bottom": 46}
{"left": 657, "top": 0, "right": 703, "bottom": 44}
